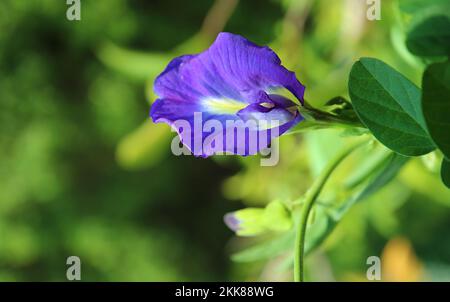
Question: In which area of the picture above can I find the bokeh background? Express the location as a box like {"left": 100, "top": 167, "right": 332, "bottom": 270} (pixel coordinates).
{"left": 1, "top": 0, "right": 450, "bottom": 281}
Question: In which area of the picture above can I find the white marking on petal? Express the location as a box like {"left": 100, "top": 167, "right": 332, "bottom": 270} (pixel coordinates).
{"left": 259, "top": 102, "right": 275, "bottom": 109}
{"left": 202, "top": 97, "right": 247, "bottom": 115}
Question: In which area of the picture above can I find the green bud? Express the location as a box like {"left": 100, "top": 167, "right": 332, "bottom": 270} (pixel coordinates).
{"left": 262, "top": 201, "right": 293, "bottom": 232}
{"left": 224, "top": 208, "right": 265, "bottom": 236}
{"left": 224, "top": 201, "right": 293, "bottom": 237}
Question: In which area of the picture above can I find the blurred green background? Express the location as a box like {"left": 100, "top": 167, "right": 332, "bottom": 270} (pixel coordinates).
{"left": 1, "top": 0, "right": 450, "bottom": 281}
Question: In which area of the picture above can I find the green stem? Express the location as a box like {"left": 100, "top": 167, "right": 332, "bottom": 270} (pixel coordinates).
{"left": 293, "top": 137, "right": 370, "bottom": 282}
{"left": 301, "top": 101, "right": 364, "bottom": 128}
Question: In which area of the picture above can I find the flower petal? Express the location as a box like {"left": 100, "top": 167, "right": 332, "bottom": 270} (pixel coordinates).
{"left": 154, "top": 32, "right": 305, "bottom": 106}
{"left": 150, "top": 32, "right": 305, "bottom": 157}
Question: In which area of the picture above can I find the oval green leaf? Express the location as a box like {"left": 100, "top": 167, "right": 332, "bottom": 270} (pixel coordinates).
{"left": 442, "top": 159, "right": 450, "bottom": 188}
{"left": 398, "top": 0, "right": 450, "bottom": 15}
{"left": 406, "top": 15, "right": 450, "bottom": 57}
{"left": 422, "top": 60, "right": 450, "bottom": 159}
{"left": 349, "top": 57, "right": 435, "bottom": 156}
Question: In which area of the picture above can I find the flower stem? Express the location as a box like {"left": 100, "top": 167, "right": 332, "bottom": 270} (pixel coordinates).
{"left": 301, "top": 101, "right": 364, "bottom": 128}
{"left": 294, "top": 137, "right": 370, "bottom": 282}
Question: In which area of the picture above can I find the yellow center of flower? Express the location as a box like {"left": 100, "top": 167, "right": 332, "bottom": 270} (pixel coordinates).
{"left": 202, "top": 97, "right": 247, "bottom": 114}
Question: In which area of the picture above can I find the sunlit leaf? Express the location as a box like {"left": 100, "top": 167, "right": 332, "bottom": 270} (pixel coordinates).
{"left": 349, "top": 58, "right": 435, "bottom": 156}
{"left": 303, "top": 153, "right": 408, "bottom": 255}
{"left": 303, "top": 206, "right": 334, "bottom": 254}
{"left": 334, "top": 153, "right": 409, "bottom": 219}
{"left": 230, "top": 206, "right": 331, "bottom": 263}
{"left": 398, "top": 0, "right": 450, "bottom": 15}
{"left": 97, "top": 42, "right": 171, "bottom": 82}
{"left": 304, "top": 153, "right": 408, "bottom": 253}
{"left": 344, "top": 147, "right": 393, "bottom": 189}
{"left": 116, "top": 120, "right": 172, "bottom": 170}
{"left": 231, "top": 230, "right": 294, "bottom": 263}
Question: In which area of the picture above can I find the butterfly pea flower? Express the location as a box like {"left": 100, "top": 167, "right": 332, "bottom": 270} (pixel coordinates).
{"left": 150, "top": 32, "right": 305, "bottom": 157}
{"left": 224, "top": 201, "right": 293, "bottom": 236}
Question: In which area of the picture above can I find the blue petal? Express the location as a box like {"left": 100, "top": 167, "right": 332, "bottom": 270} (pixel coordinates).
{"left": 150, "top": 32, "right": 305, "bottom": 157}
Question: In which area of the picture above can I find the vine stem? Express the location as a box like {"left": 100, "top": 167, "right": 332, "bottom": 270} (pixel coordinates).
{"left": 301, "top": 101, "right": 365, "bottom": 128}
{"left": 294, "top": 137, "right": 370, "bottom": 282}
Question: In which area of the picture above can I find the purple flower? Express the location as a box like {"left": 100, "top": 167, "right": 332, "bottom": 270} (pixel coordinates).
{"left": 150, "top": 32, "right": 305, "bottom": 157}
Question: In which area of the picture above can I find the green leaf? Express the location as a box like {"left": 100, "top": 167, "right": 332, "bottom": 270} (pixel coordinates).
{"left": 422, "top": 60, "right": 450, "bottom": 159}
{"left": 398, "top": 0, "right": 450, "bottom": 16}
{"left": 97, "top": 42, "right": 171, "bottom": 82}
{"left": 262, "top": 201, "right": 293, "bottom": 233}
{"left": 305, "top": 153, "right": 409, "bottom": 255}
{"left": 352, "top": 153, "right": 410, "bottom": 203}
{"left": 406, "top": 15, "right": 450, "bottom": 57}
{"left": 115, "top": 121, "right": 172, "bottom": 170}
{"left": 349, "top": 57, "right": 435, "bottom": 156}
{"left": 230, "top": 231, "right": 294, "bottom": 263}
{"left": 230, "top": 206, "right": 331, "bottom": 263}
{"left": 344, "top": 148, "right": 393, "bottom": 189}
{"left": 231, "top": 153, "right": 409, "bottom": 263}
{"left": 303, "top": 206, "right": 334, "bottom": 255}
{"left": 334, "top": 153, "right": 409, "bottom": 219}
{"left": 442, "top": 159, "right": 450, "bottom": 188}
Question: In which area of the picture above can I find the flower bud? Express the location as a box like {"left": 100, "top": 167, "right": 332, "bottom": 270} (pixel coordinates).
{"left": 224, "top": 201, "right": 292, "bottom": 236}
{"left": 224, "top": 208, "right": 265, "bottom": 236}
{"left": 262, "top": 201, "right": 293, "bottom": 232}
